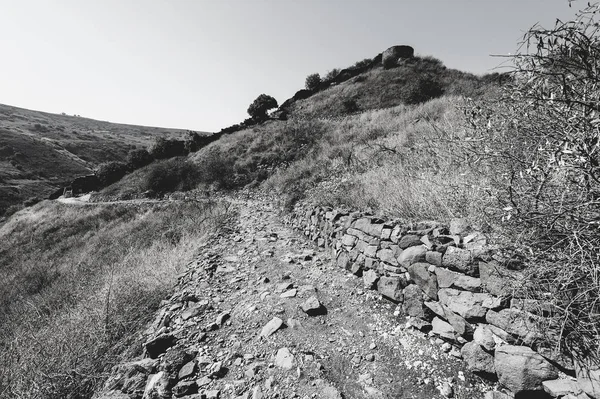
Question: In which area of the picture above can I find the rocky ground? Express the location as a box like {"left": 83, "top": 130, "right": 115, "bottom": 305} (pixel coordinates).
{"left": 96, "top": 193, "right": 501, "bottom": 399}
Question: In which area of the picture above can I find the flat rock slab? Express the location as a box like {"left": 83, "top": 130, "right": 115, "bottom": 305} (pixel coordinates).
{"left": 261, "top": 317, "right": 284, "bottom": 338}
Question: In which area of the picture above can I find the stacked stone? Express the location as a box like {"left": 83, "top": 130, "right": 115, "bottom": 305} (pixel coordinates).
{"left": 287, "top": 203, "right": 599, "bottom": 399}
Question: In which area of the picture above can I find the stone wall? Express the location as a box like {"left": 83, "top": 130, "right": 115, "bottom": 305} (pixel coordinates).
{"left": 286, "top": 203, "right": 599, "bottom": 399}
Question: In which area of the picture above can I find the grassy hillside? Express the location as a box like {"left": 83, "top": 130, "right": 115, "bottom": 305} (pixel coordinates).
{"left": 0, "top": 103, "right": 205, "bottom": 215}
{"left": 0, "top": 199, "right": 232, "bottom": 398}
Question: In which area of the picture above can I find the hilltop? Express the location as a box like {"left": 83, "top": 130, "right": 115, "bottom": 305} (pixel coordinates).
{"left": 0, "top": 103, "right": 206, "bottom": 215}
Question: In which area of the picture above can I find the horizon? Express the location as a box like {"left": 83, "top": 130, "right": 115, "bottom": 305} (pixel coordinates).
{"left": 0, "top": 0, "right": 580, "bottom": 132}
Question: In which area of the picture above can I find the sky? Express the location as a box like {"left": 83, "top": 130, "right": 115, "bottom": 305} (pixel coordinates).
{"left": 0, "top": 0, "right": 581, "bottom": 132}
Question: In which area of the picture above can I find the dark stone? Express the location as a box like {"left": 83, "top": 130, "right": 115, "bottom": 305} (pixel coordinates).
{"left": 382, "top": 45, "right": 415, "bottom": 68}
{"left": 144, "top": 334, "right": 177, "bottom": 359}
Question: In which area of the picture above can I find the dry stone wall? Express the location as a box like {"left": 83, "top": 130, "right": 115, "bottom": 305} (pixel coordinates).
{"left": 286, "top": 203, "right": 599, "bottom": 399}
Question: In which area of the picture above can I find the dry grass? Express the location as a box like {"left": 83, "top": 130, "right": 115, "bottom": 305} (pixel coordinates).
{"left": 264, "top": 96, "right": 494, "bottom": 225}
{"left": 0, "top": 199, "right": 232, "bottom": 399}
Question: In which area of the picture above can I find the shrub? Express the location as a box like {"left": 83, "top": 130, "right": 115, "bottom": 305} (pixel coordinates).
{"left": 305, "top": 73, "right": 321, "bottom": 90}
{"left": 404, "top": 76, "right": 444, "bottom": 104}
{"left": 341, "top": 98, "right": 360, "bottom": 114}
{"left": 247, "top": 94, "right": 278, "bottom": 121}
{"left": 323, "top": 68, "right": 341, "bottom": 82}
{"left": 148, "top": 137, "right": 186, "bottom": 159}
{"left": 183, "top": 131, "right": 203, "bottom": 153}
{"left": 353, "top": 58, "right": 372, "bottom": 69}
{"left": 143, "top": 158, "right": 200, "bottom": 194}
{"left": 465, "top": 3, "right": 600, "bottom": 360}
{"left": 95, "top": 161, "right": 128, "bottom": 186}
{"left": 126, "top": 148, "right": 153, "bottom": 170}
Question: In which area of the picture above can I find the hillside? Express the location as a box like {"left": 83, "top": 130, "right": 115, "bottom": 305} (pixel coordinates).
{"left": 2, "top": 9, "right": 600, "bottom": 397}
{"left": 0, "top": 103, "right": 205, "bottom": 215}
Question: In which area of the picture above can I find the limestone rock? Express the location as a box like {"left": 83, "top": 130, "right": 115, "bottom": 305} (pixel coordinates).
{"left": 353, "top": 218, "right": 384, "bottom": 237}
{"left": 442, "top": 246, "right": 475, "bottom": 275}
{"left": 261, "top": 317, "right": 284, "bottom": 338}
{"left": 377, "top": 276, "right": 405, "bottom": 302}
{"left": 486, "top": 309, "right": 545, "bottom": 346}
{"left": 142, "top": 371, "right": 171, "bottom": 399}
{"left": 432, "top": 317, "right": 455, "bottom": 340}
{"left": 301, "top": 296, "right": 325, "bottom": 316}
{"left": 398, "top": 245, "right": 427, "bottom": 267}
{"left": 435, "top": 267, "right": 481, "bottom": 292}
{"left": 442, "top": 306, "right": 473, "bottom": 337}
{"left": 495, "top": 345, "right": 558, "bottom": 394}
{"left": 275, "top": 347, "right": 295, "bottom": 369}
{"left": 461, "top": 341, "right": 496, "bottom": 377}
{"left": 402, "top": 284, "right": 425, "bottom": 318}
{"left": 542, "top": 379, "right": 583, "bottom": 398}
{"left": 408, "top": 262, "right": 438, "bottom": 300}
{"left": 473, "top": 324, "right": 499, "bottom": 351}
{"left": 438, "top": 288, "right": 497, "bottom": 320}
{"left": 363, "top": 269, "right": 379, "bottom": 289}
{"left": 479, "top": 261, "right": 515, "bottom": 297}
{"left": 398, "top": 234, "right": 422, "bottom": 249}
{"left": 376, "top": 248, "right": 398, "bottom": 265}
{"left": 426, "top": 251, "right": 442, "bottom": 266}
{"left": 172, "top": 380, "right": 198, "bottom": 397}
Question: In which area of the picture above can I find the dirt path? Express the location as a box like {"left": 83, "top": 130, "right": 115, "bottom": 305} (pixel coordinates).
{"left": 98, "top": 195, "right": 494, "bottom": 399}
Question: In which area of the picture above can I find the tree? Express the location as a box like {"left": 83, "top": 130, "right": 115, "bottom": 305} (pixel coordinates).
{"left": 247, "top": 94, "right": 278, "bottom": 121}
{"left": 305, "top": 73, "right": 321, "bottom": 90}
{"left": 126, "top": 148, "right": 153, "bottom": 170}
{"left": 148, "top": 137, "right": 186, "bottom": 159}
{"left": 95, "top": 161, "right": 128, "bottom": 186}
{"left": 465, "top": 3, "right": 600, "bottom": 360}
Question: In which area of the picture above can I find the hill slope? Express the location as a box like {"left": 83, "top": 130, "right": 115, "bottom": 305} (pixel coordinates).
{"left": 0, "top": 104, "right": 206, "bottom": 214}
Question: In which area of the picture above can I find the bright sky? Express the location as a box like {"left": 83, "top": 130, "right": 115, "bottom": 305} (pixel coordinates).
{"left": 0, "top": 0, "right": 579, "bottom": 132}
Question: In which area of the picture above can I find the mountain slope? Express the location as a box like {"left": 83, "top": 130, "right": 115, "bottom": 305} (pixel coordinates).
{"left": 0, "top": 103, "right": 206, "bottom": 214}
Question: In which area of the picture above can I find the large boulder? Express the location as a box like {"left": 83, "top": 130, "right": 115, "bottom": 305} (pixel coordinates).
{"left": 382, "top": 45, "right": 415, "bottom": 69}
{"left": 494, "top": 345, "right": 558, "bottom": 394}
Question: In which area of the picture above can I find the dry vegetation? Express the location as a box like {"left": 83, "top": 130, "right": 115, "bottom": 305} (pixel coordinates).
{"left": 0, "top": 103, "right": 197, "bottom": 215}
{"left": 0, "top": 199, "right": 232, "bottom": 399}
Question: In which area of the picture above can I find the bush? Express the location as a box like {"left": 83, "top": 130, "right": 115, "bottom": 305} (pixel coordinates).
{"left": 143, "top": 158, "right": 200, "bottom": 194}
{"left": 126, "top": 148, "right": 153, "bottom": 170}
{"left": 95, "top": 161, "right": 128, "bottom": 186}
{"left": 465, "top": 3, "right": 600, "bottom": 360}
{"left": 247, "top": 94, "right": 278, "bottom": 121}
{"left": 305, "top": 73, "right": 321, "bottom": 91}
{"left": 323, "top": 68, "right": 340, "bottom": 82}
{"left": 148, "top": 137, "right": 186, "bottom": 159}
{"left": 341, "top": 98, "right": 360, "bottom": 114}
{"left": 404, "top": 76, "right": 444, "bottom": 104}
{"left": 353, "top": 58, "right": 372, "bottom": 69}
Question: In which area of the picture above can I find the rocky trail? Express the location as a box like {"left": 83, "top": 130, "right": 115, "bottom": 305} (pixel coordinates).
{"left": 96, "top": 194, "right": 496, "bottom": 399}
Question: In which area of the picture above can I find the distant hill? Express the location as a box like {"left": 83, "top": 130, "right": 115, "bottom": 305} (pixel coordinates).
{"left": 0, "top": 104, "right": 207, "bottom": 214}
